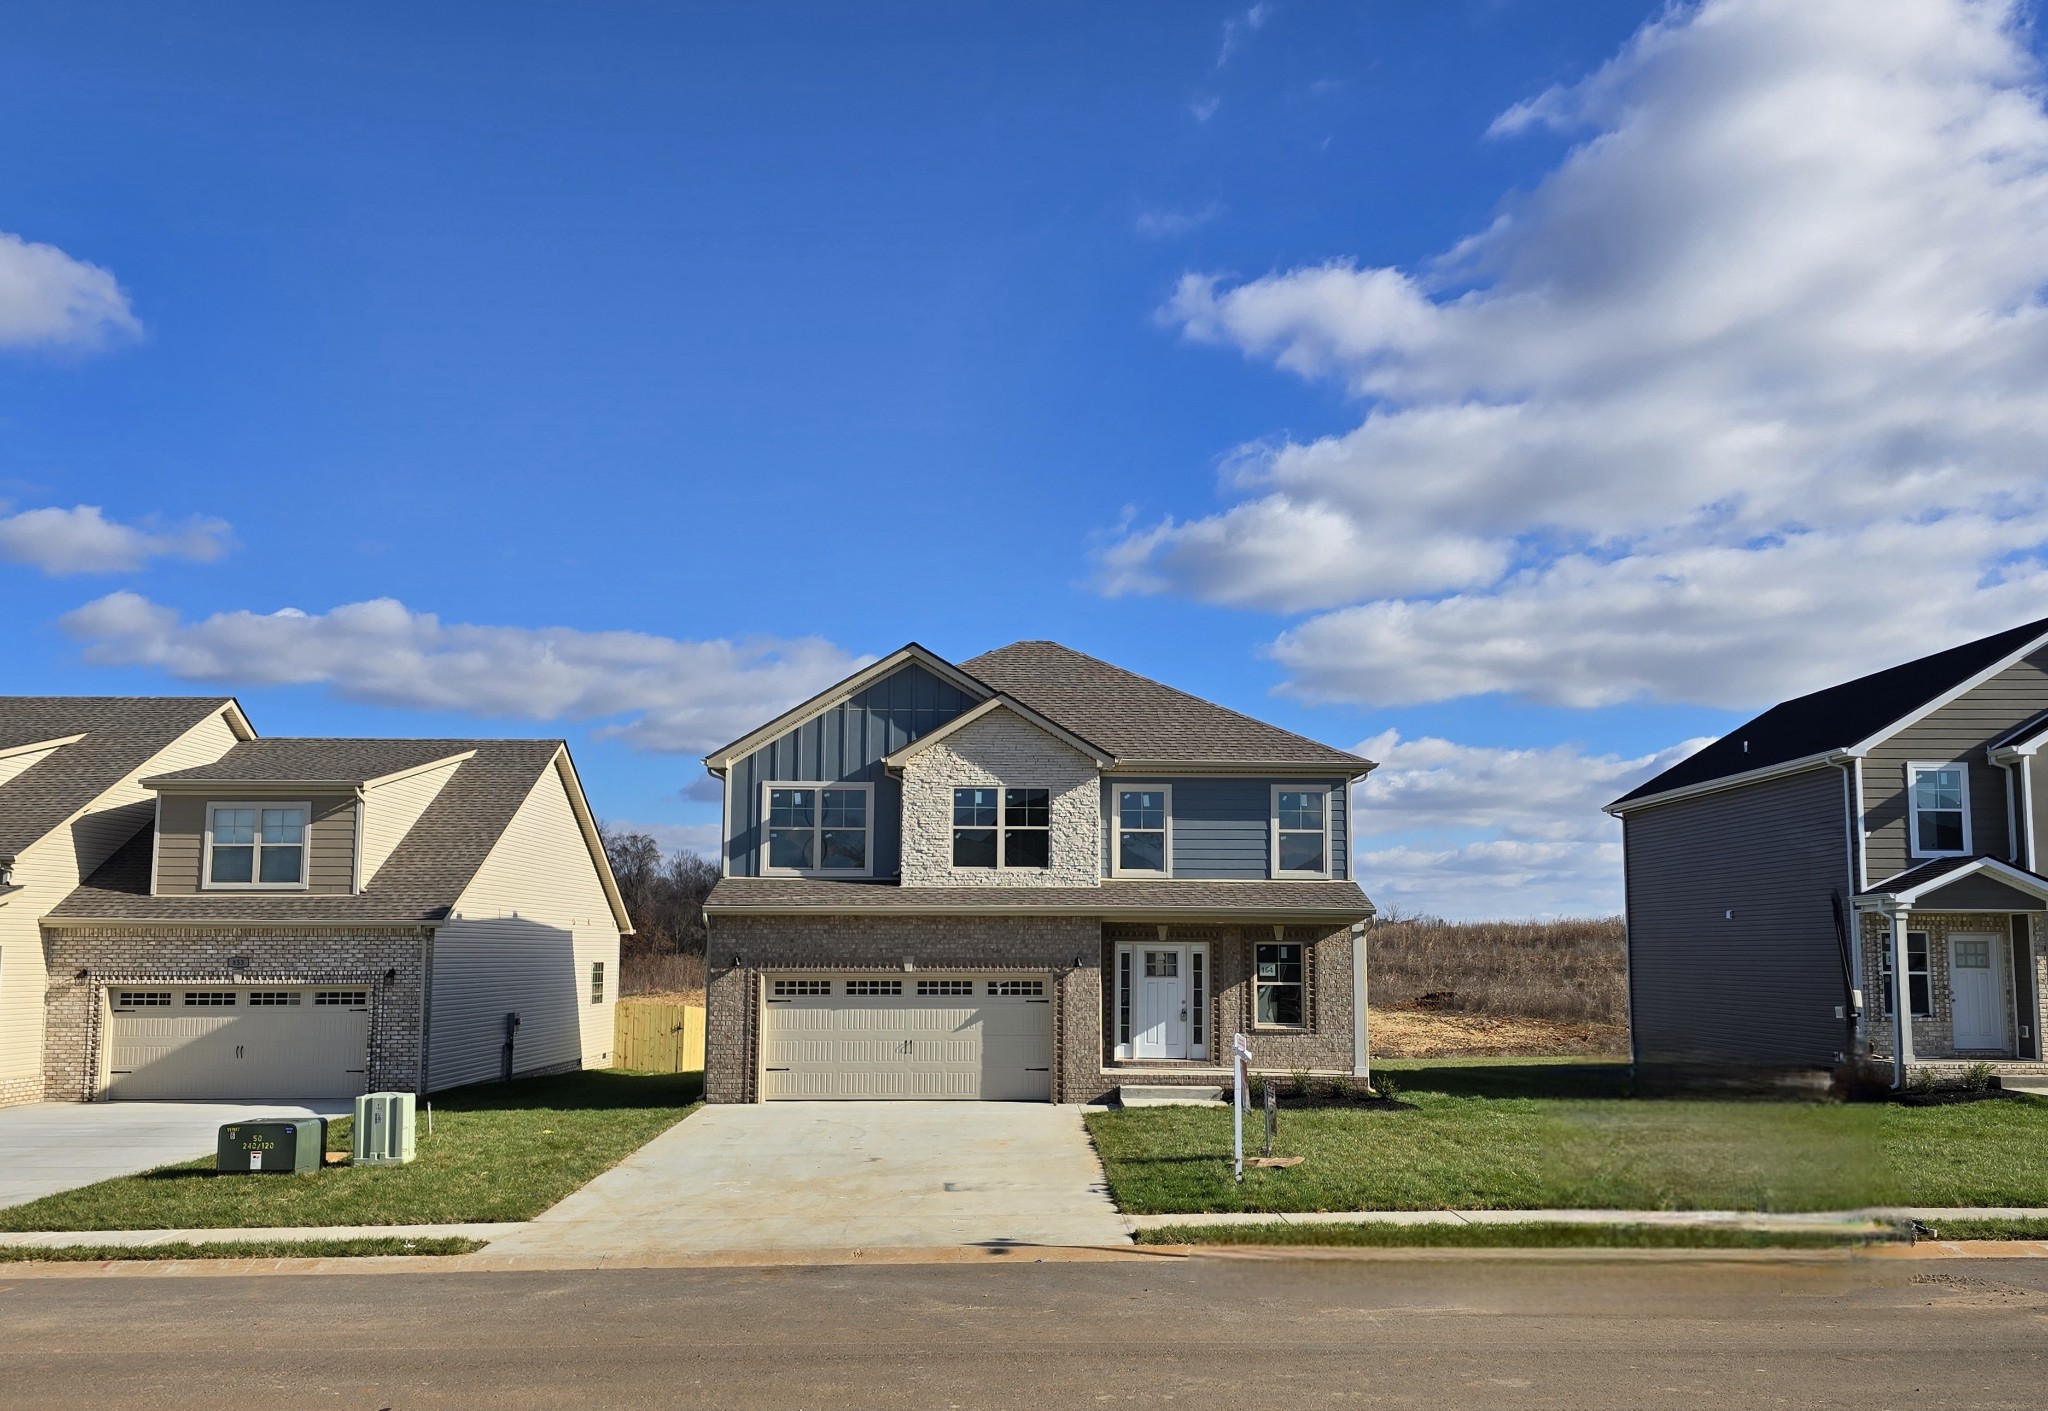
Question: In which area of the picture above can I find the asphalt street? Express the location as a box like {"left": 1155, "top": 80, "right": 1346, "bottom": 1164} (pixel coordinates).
{"left": 2, "top": 1252, "right": 2043, "bottom": 1409}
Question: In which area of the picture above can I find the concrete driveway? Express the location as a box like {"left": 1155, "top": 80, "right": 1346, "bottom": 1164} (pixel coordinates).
{"left": 481, "top": 1103, "right": 1130, "bottom": 1261}
{"left": 0, "top": 1100, "right": 351, "bottom": 1209}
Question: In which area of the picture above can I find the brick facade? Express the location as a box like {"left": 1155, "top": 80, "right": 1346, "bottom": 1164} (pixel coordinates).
{"left": 40, "top": 926, "right": 430, "bottom": 1101}
{"left": 1860, "top": 911, "right": 2037, "bottom": 1060}
{"left": 706, "top": 912, "right": 1356, "bottom": 1105}
{"left": 897, "top": 710, "right": 1102, "bottom": 888}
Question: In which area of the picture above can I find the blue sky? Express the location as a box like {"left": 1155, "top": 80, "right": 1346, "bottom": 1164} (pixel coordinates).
{"left": 7, "top": 0, "right": 2048, "bottom": 917}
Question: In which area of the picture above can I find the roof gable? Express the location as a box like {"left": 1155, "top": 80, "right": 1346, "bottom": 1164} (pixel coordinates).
{"left": 882, "top": 695, "right": 1114, "bottom": 770}
{"left": 702, "top": 644, "right": 991, "bottom": 770}
{"left": 960, "top": 641, "right": 1370, "bottom": 773}
{"left": 1613, "top": 615, "right": 2048, "bottom": 810}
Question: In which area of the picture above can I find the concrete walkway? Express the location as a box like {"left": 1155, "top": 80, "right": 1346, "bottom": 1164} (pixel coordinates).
{"left": 476, "top": 1102, "right": 1131, "bottom": 1261}
{"left": 0, "top": 1100, "right": 352, "bottom": 1209}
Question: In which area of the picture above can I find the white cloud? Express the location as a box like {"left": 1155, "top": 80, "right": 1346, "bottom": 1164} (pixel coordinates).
{"left": 1104, "top": 0, "right": 2048, "bottom": 710}
{"left": 1351, "top": 728, "right": 1709, "bottom": 917}
{"left": 1190, "top": 95, "right": 1222, "bottom": 123}
{"left": 1134, "top": 202, "right": 1222, "bottom": 240}
{"left": 1218, "top": 2, "right": 1273, "bottom": 66}
{"left": 60, "top": 592, "right": 872, "bottom": 755}
{"left": 0, "top": 505, "right": 231, "bottom": 576}
{"left": 0, "top": 231, "right": 141, "bottom": 351}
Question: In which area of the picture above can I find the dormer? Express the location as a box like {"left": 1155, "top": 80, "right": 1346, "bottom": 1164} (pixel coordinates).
{"left": 143, "top": 741, "right": 474, "bottom": 896}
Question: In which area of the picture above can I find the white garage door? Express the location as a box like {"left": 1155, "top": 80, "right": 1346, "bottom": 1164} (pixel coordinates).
{"left": 761, "top": 974, "right": 1052, "bottom": 1101}
{"left": 103, "top": 987, "right": 370, "bottom": 1101}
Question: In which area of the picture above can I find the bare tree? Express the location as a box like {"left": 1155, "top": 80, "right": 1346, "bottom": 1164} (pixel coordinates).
{"left": 598, "top": 822, "right": 715, "bottom": 957}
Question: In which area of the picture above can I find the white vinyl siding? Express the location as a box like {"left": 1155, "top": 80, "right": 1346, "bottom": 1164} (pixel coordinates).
{"left": 358, "top": 754, "right": 467, "bottom": 887}
{"left": 0, "top": 708, "right": 243, "bottom": 1102}
{"left": 427, "top": 754, "right": 622, "bottom": 1091}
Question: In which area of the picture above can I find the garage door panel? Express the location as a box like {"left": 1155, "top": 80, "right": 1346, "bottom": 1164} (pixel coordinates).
{"left": 103, "top": 988, "right": 368, "bottom": 1101}
{"left": 762, "top": 974, "right": 1052, "bottom": 1102}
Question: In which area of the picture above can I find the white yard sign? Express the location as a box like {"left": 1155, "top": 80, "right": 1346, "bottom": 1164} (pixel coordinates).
{"left": 1232, "top": 1033, "right": 1252, "bottom": 1183}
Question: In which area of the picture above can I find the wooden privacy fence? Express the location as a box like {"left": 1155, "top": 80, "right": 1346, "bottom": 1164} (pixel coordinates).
{"left": 615, "top": 998, "right": 706, "bottom": 1073}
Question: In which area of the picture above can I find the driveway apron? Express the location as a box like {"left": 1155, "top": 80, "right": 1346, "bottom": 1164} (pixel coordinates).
{"left": 482, "top": 1102, "right": 1130, "bottom": 1259}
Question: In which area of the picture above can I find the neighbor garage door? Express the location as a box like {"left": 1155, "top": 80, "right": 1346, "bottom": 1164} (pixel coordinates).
{"left": 761, "top": 973, "right": 1052, "bottom": 1100}
{"left": 103, "top": 986, "right": 370, "bottom": 1101}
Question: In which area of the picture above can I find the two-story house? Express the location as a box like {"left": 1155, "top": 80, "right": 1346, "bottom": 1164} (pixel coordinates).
{"left": 1609, "top": 615, "right": 2048, "bottom": 1082}
{"left": 0, "top": 696, "right": 629, "bottom": 1106}
{"left": 699, "top": 641, "right": 1377, "bottom": 1104}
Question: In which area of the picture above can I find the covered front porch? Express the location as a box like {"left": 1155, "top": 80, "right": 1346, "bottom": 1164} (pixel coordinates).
{"left": 1854, "top": 856, "right": 2048, "bottom": 1072}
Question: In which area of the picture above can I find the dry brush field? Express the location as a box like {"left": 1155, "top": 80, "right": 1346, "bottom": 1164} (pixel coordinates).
{"left": 1368, "top": 914, "right": 1629, "bottom": 1057}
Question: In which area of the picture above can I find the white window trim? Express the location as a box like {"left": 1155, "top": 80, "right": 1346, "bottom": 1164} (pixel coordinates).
{"left": 1110, "top": 783, "right": 1173, "bottom": 879}
{"left": 1111, "top": 941, "right": 1208, "bottom": 1062}
{"left": 758, "top": 781, "right": 875, "bottom": 878}
{"left": 1907, "top": 761, "right": 1973, "bottom": 859}
{"left": 202, "top": 800, "right": 312, "bottom": 891}
{"left": 1271, "top": 783, "right": 1334, "bottom": 880}
{"left": 1878, "top": 930, "right": 1935, "bottom": 1020}
{"left": 950, "top": 785, "right": 1054, "bottom": 871}
{"left": 1253, "top": 936, "right": 1309, "bottom": 1032}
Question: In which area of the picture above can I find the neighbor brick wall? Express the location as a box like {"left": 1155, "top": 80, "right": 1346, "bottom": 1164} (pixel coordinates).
{"left": 897, "top": 711, "right": 1102, "bottom": 888}
{"left": 41, "top": 926, "right": 430, "bottom": 1101}
{"left": 705, "top": 913, "right": 1101, "bottom": 1102}
{"left": 1860, "top": 911, "right": 2028, "bottom": 1060}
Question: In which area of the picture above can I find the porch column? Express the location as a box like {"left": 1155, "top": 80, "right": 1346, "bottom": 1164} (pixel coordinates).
{"left": 1889, "top": 904, "right": 1915, "bottom": 1087}
{"left": 1351, "top": 922, "right": 1369, "bottom": 1083}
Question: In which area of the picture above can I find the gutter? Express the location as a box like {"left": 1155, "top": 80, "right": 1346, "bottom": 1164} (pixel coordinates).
{"left": 705, "top": 903, "right": 1373, "bottom": 921}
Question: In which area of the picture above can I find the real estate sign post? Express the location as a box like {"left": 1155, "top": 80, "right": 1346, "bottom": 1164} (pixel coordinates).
{"left": 1232, "top": 1032, "right": 1251, "bottom": 1182}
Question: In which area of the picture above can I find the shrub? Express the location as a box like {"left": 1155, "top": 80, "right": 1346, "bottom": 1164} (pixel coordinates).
{"left": 1961, "top": 1060, "right": 1998, "bottom": 1093}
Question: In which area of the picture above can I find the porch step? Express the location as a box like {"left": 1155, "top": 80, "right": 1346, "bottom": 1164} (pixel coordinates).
{"left": 1118, "top": 1084, "right": 1225, "bottom": 1108}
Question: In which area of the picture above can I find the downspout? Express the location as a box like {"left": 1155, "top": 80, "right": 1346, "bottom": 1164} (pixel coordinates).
{"left": 1996, "top": 758, "right": 2020, "bottom": 864}
{"left": 1834, "top": 762, "right": 1863, "bottom": 1058}
{"left": 2027, "top": 756, "right": 2039, "bottom": 873}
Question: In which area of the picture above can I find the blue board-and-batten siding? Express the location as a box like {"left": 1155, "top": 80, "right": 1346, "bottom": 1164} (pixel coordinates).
{"left": 724, "top": 662, "right": 978, "bottom": 877}
{"left": 1099, "top": 776, "right": 1350, "bottom": 880}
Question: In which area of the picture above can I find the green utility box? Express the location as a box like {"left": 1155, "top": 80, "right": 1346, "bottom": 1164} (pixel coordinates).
{"left": 216, "top": 1118, "right": 326, "bottom": 1175}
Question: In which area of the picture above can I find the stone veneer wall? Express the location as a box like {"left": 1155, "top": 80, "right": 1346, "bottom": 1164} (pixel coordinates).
{"left": 705, "top": 913, "right": 1101, "bottom": 1102}
{"left": 1099, "top": 922, "right": 1353, "bottom": 1088}
{"left": 896, "top": 710, "right": 1101, "bottom": 888}
{"left": 41, "top": 926, "right": 430, "bottom": 1101}
{"left": 1860, "top": 911, "right": 2032, "bottom": 1060}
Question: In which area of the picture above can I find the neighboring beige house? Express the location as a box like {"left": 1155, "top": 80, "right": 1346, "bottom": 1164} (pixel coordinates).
{"left": 0, "top": 697, "right": 629, "bottom": 1107}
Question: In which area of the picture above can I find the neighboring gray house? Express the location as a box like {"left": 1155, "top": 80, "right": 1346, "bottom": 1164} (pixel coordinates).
{"left": 1609, "top": 616, "right": 2048, "bottom": 1078}
{"left": 0, "top": 697, "right": 629, "bottom": 1106}
{"left": 700, "top": 641, "right": 1377, "bottom": 1104}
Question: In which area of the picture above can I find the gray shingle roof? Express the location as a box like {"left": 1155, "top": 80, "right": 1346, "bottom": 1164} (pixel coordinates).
{"left": 51, "top": 739, "right": 567, "bottom": 924}
{"left": 960, "top": 642, "right": 1370, "bottom": 773}
{"left": 147, "top": 738, "right": 480, "bottom": 786}
{"left": 0, "top": 697, "right": 238, "bottom": 860}
{"left": 706, "top": 875, "right": 1373, "bottom": 918}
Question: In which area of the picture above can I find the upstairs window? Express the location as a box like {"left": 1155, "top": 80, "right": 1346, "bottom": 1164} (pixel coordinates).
{"left": 1272, "top": 786, "right": 1332, "bottom": 878}
{"left": 1908, "top": 764, "right": 1970, "bottom": 857}
{"left": 1114, "top": 786, "right": 1170, "bottom": 876}
{"left": 951, "top": 787, "right": 1052, "bottom": 869}
{"left": 1878, "top": 931, "right": 1932, "bottom": 1019}
{"left": 206, "top": 804, "right": 308, "bottom": 888}
{"left": 762, "top": 783, "right": 871, "bottom": 875}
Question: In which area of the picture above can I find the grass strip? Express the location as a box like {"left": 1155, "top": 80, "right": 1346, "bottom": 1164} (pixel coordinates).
{"left": 1911, "top": 1216, "right": 2048, "bottom": 1242}
{"left": 0, "top": 1236, "right": 485, "bottom": 1263}
{"left": 1134, "top": 1221, "right": 1900, "bottom": 1250}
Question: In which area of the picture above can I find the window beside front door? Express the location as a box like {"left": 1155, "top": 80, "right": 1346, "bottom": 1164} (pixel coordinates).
{"left": 1113, "top": 785, "right": 1171, "bottom": 876}
{"left": 204, "top": 803, "right": 309, "bottom": 889}
{"left": 762, "top": 783, "right": 872, "bottom": 876}
{"left": 1878, "top": 930, "right": 1932, "bottom": 1019}
{"left": 1254, "top": 941, "right": 1304, "bottom": 1028}
{"left": 1908, "top": 764, "right": 1970, "bottom": 858}
{"left": 1272, "top": 786, "right": 1332, "bottom": 878}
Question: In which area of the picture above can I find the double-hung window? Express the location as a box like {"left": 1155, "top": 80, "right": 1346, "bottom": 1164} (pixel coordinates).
{"left": 1254, "top": 941, "right": 1304, "bottom": 1027}
{"left": 1908, "top": 764, "right": 1970, "bottom": 857}
{"left": 1878, "top": 931, "right": 1932, "bottom": 1019}
{"left": 205, "top": 803, "right": 308, "bottom": 888}
{"left": 762, "top": 783, "right": 871, "bottom": 875}
{"left": 1113, "top": 785, "right": 1170, "bottom": 876}
{"left": 952, "top": 787, "right": 1052, "bottom": 869}
{"left": 1272, "top": 785, "right": 1332, "bottom": 878}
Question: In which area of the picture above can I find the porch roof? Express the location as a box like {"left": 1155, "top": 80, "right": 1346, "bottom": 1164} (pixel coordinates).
{"left": 704, "top": 875, "right": 1374, "bottom": 921}
{"left": 1856, "top": 854, "right": 2048, "bottom": 911}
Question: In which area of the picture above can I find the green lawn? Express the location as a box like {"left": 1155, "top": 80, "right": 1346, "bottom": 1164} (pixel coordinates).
{"left": 1086, "top": 1059, "right": 2048, "bottom": 1215}
{"left": 0, "top": 1068, "right": 700, "bottom": 1232}
{"left": 1133, "top": 1222, "right": 1894, "bottom": 1250}
{"left": 0, "top": 1237, "right": 484, "bottom": 1262}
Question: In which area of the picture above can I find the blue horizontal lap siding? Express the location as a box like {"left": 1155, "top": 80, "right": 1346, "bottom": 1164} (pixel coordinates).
{"left": 726, "top": 663, "right": 977, "bottom": 877}
{"left": 1101, "top": 777, "right": 1349, "bottom": 880}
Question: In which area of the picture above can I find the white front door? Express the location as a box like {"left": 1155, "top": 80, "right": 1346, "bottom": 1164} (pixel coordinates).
{"left": 1133, "top": 949, "right": 1188, "bottom": 1060}
{"left": 1949, "top": 933, "right": 2005, "bottom": 1051}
